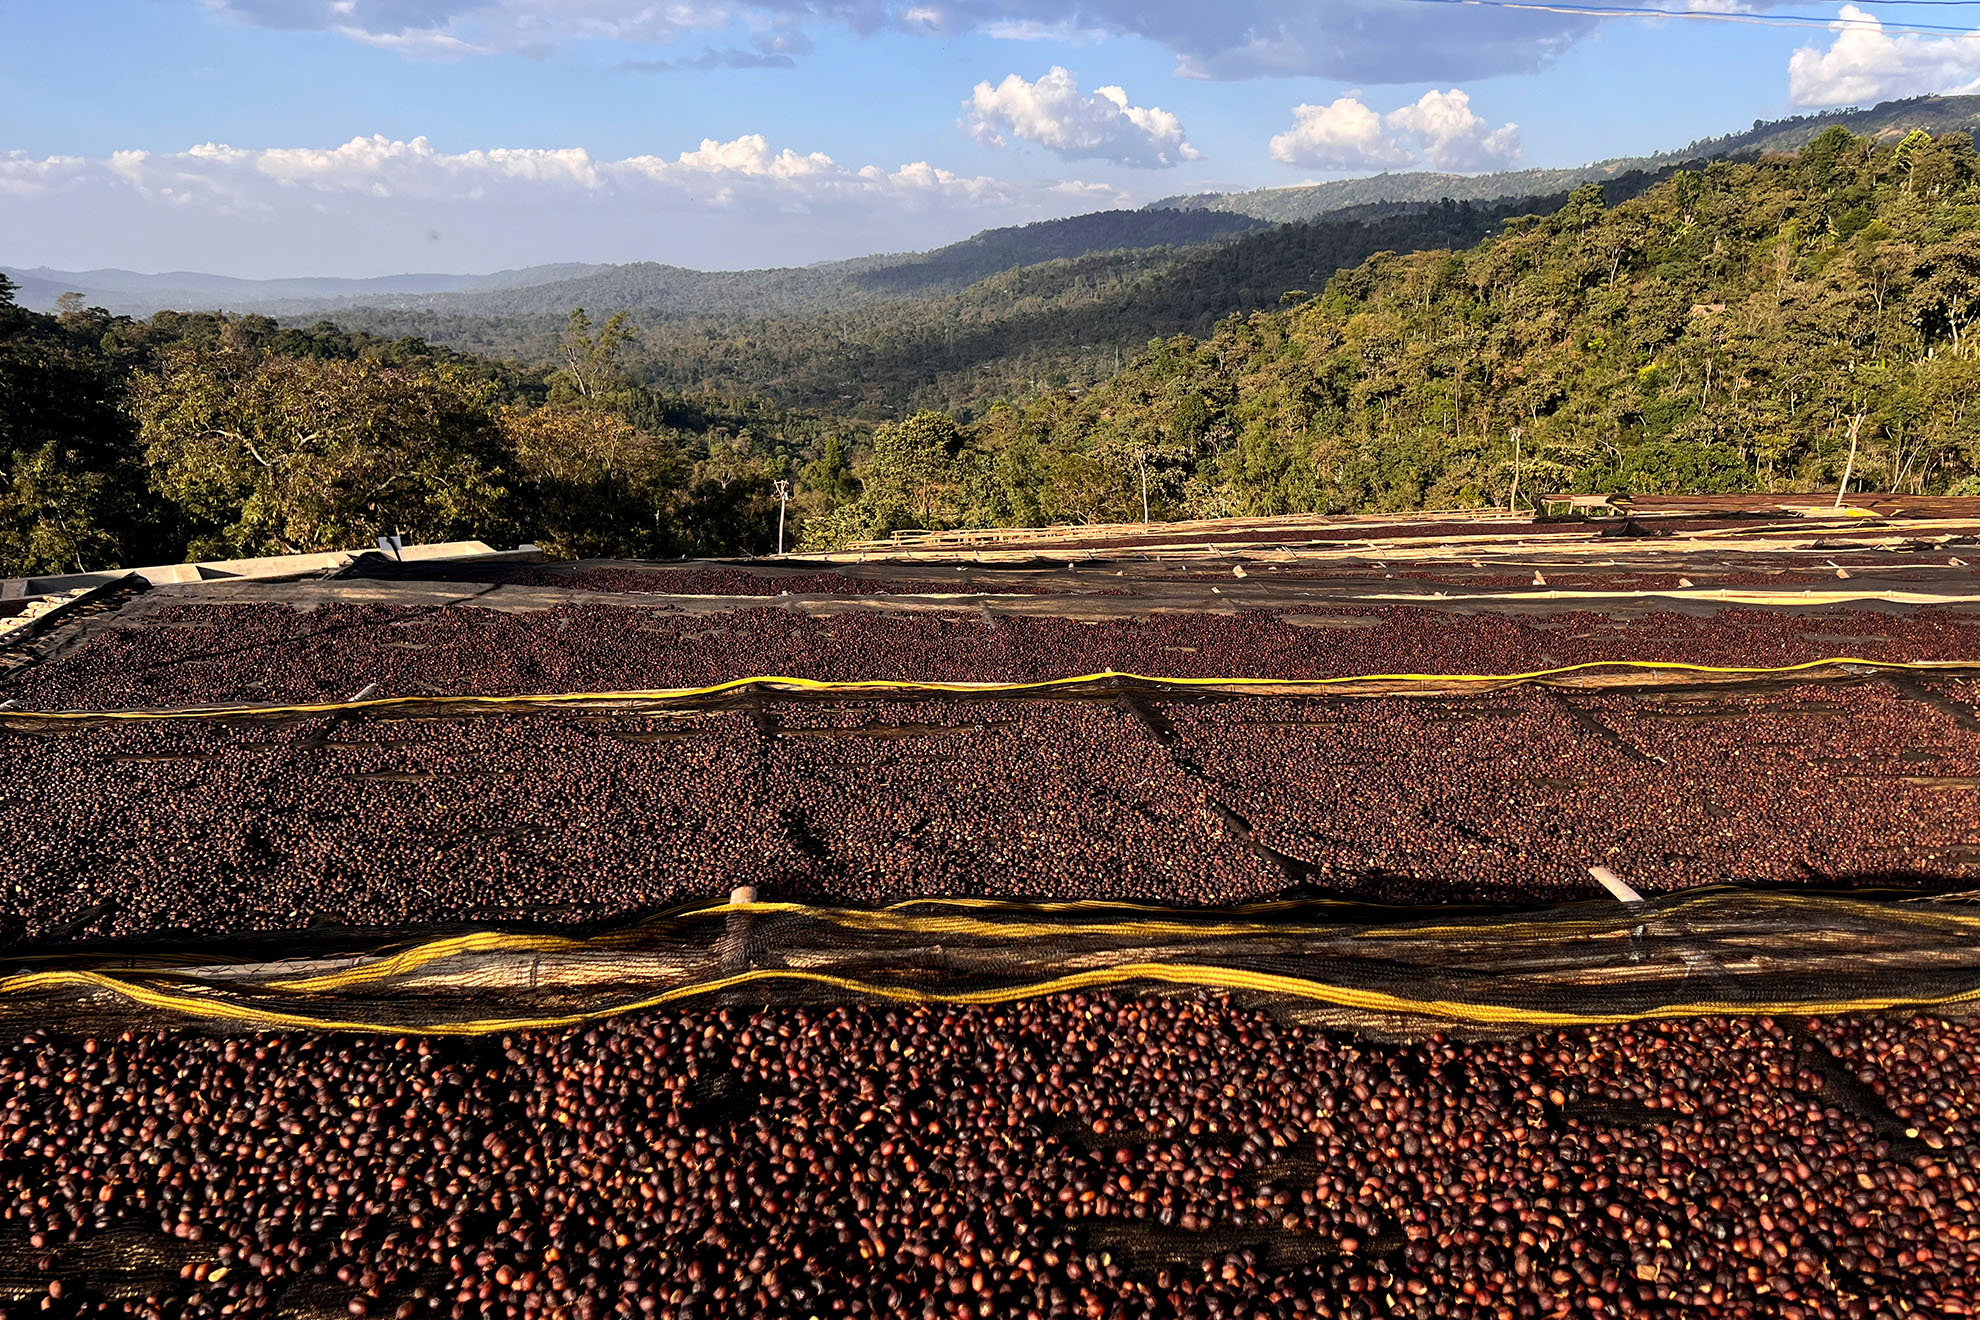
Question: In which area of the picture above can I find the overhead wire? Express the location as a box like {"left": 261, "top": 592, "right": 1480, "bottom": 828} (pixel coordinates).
{"left": 1399, "top": 0, "right": 1980, "bottom": 37}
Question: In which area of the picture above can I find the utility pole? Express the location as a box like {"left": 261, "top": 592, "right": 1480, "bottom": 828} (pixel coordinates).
{"left": 773, "top": 479, "right": 791, "bottom": 556}
{"left": 1508, "top": 428, "right": 1523, "bottom": 513}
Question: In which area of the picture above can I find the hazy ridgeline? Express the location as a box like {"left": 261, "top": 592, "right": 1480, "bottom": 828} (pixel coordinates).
{"left": 6, "top": 126, "right": 1980, "bottom": 573}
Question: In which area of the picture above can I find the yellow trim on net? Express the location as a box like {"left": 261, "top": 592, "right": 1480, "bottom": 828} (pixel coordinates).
{"left": 5, "top": 960, "right": 1980, "bottom": 1037}
{"left": 5, "top": 887, "right": 1979, "bottom": 1035}
{"left": 4, "top": 656, "right": 1970, "bottom": 722}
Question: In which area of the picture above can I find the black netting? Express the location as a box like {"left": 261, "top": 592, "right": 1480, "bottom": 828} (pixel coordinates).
{"left": 6, "top": 889, "right": 1980, "bottom": 1036}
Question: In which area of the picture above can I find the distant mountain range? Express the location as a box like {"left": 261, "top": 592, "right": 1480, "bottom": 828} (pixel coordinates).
{"left": 1, "top": 263, "right": 609, "bottom": 317}
{"left": 4, "top": 211, "right": 1267, "bottom": 319}
{"left": 9, "top": 94, "right": 1980, "bottom": 336}
{"left": 1147, "top": 96, "right": 1980, "bottom": 223}
{"left": 331, "top": 180, "right": 1667, "bottom": 418}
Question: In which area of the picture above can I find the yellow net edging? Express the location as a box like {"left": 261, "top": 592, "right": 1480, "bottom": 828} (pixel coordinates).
{"left": 8, "top": 961, "right": 1980, "bottom": 1038}
{"left": 1355, "top": 587, "right": 1980, "bottom": 607}
{"left": 7, "top": 890, "right": 1980, "bottom": 1036}
{"left": 250, "top": 891, "right": 1980, "bottom": 994}
{"left": 7, "top": 656, "right": 1976, "bottom": 722}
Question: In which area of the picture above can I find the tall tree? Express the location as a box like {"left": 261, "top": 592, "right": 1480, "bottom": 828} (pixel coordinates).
{"left": 556, "top": 308, "right": 636, "bottom": 403}
{"left": 0, "top": 280, "right": 162, "bottom": 575}
{"left": 134, "top": 347, "right": 517, "bottom": 559}
{"left": 501, "top": 405, "right": 688, "bottom": 559}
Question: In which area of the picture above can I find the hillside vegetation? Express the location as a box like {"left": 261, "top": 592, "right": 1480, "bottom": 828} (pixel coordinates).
{"left": 4, "top": 210, "right": 1266, "bottom": 319}
{"left": 316, "top": 100, "right": 1980, "bottom": 422}
{"left": 14, "top": 126, "right": 1980, "bottom": 576}
{"left": 366, "top": 208, "right": 1272, "bottom": 320}
{"left": 0, "top": 293, "right": 820, "bottom": 577}
{"left": 805, "top": 128, "right": 1980, "bottom": 543}
{"left": 343, "top": 186, "right": 1668, "bottom": 418}
{"left": 1151, "top": 95, "right": 1980, "bottom": 223}
{"left": 0, "top": 264, "right": 610, "bottom": 319}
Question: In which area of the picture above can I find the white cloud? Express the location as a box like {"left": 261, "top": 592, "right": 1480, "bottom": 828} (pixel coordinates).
{"left": 1270, "top": 90, "right": 1520, "bottom": 173}
{"left": 1383, "top": 89, "right": 1522, "bottom": 170}
{"left": 240, "top": 136, "right": 606, "bottom": 191}
{"left": 965, "top": 68, "right": 1199, "bottom": 168}
{"left": 0, "top": 154, "right": 89, "bottom": 198}
{"left": 668, "top": 134, "right": 836, "bottom": 178}
{"left": 1268, "top": 97, "right": 1414, "bottom": 172}
{"left": 1789, "top": 5, "right": 1980, "bottom": 107}
{"left": 0, "top": 134, "right": 1127, "bottom": 276}
{"left": 200, "top": 0, "right": 1599, "bottom": 81}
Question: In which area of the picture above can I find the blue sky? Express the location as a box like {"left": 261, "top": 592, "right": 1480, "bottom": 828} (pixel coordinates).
{"left": 0, "top": 0, "right": 1970, "bottom": 276}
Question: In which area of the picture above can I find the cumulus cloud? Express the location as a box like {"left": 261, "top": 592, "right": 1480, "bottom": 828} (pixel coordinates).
{"left": 0, "top": 133, "right": 1126, "bottom": 276}
{"left": 965, "top": 68, "right": 1198, "bottom": 168}
{"left": 1270, "top": 90, "right": 1520, "bottom": 173}
{"left": 1789, "top": 5, "right": 1980, "bottom": 107}
{"left": 1266, "top": 98, "right": 1413, "bottom": 172}
{"left": 1384, "top": 90, "right": 1523, "bottom": 170}
{"left": 200, "top": 0, "right": 1598, "bottom": 82}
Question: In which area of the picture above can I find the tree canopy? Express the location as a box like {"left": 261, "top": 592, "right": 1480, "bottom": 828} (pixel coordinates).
{"left": 12, "top": 130, "right": 1980, "bottom": 573}
{"left": 804, "top": 130, "right": 1980, "bottom": 544}
{"left": 0, "top": 291, "right": 819, "bottom": 576}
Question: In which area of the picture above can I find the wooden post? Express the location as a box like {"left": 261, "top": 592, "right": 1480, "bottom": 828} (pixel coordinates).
{"left": 721, "top": 885, "right": 758, "bottom": 974}
{"left": 1508, "top": 428, "right": 1523, "bottom": 512}
{"left": 1834, "top": 410, "right": 1866, "bottom": 510}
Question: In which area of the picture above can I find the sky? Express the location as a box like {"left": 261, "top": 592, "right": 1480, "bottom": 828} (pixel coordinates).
{"left": 1, "top": 0, "right": 1976, "bottom": 278}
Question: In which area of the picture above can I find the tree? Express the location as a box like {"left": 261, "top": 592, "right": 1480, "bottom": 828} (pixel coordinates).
{"left": 1558, "top": 182, "right": 1608, "bottom": 232}
{"left": 867, "top": 412, "right": 961, "bottom": 528}
{"left": 556, "top": 308, "right": 636, "bottom": 403}
{"left": 135, "top": 347, "right": 516, "bottom": 559}
{"left": 0, "top": 445, "right": 128, "bottom": 575}
{"left": 804, "top": 434, "right": 859, "bottom": 503}
{"left": 501, "top": 405, "right": 686, "bottom": 559}
{"left": 0, "top": 281, "right": 162, "bottom": 575}
{"left": 1914, "top": 233, "right": 1980, "bottom": 356}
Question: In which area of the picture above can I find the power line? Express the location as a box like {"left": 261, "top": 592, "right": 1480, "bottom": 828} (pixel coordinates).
{"left": 1400, "top": 0, "right": 1980, "bottom": 37}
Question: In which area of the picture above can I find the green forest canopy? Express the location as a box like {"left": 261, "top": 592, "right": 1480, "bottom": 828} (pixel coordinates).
{"left": 806, "top": 127, "right": 1980, "bottom": 544}
{"left": 178, "top": 96, "right": 1980, "bottom": 423}
{"left": 1147, "top": 94, "right": 1980, "bottom": 224}
{"left": 0, "top": 297, "right": 819, "bottom": 576}
{"left": 6, "top": 128, "right": 1980, "bottom": 576}
{"left": 327, "top": 188, "right": 1659, "bottom": 419}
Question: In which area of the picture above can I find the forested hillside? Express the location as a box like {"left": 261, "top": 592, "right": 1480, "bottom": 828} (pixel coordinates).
{"left": 6, "top": 210, "right": 1267, "bottom": 319}
{"left": 343, "top": 185, "right": 1667, "bottom": 417}
{"left": 15, "top": 127, "right": 1980, "bottom": 576}
{"left": 340, "top": 209, "right": 1272, "bottom": 321}
{"left": 0, "top": 290, "right": 822, "bottom": 576}
{"left": 1152, "top": 95, "right": 1980, "bottom": 224}
{"left": 0, "top": 264, "right": 611, "bottom": 319}
{"left": 804, "top": 128, "right": 1980, "bottom": 544}
{"left": 319, "top": 94, "right": 1980, "bottom": 420}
